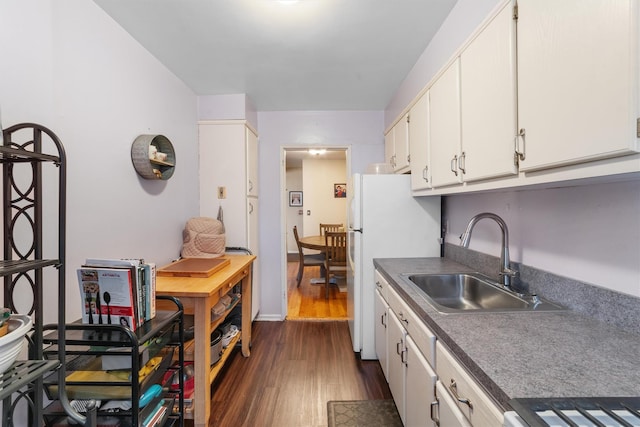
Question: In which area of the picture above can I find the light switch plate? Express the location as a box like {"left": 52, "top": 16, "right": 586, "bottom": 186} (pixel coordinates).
{"left": 218, "top": 186, "right": 226, "bottom": 199}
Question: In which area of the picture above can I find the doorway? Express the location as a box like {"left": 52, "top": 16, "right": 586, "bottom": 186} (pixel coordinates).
{"left": 282, "top": 147, "right": 350, "bottom": 319}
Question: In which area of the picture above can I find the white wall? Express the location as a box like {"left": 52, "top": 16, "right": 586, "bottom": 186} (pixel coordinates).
{"left": 443, "top": 181, "right": 640, "bottom": 297}
{"left": 286, "top": 167, "right": 303, "bottom": 253}
{"left": 302, "top": 158, "right": 347, "bottom": 235}
{"left": 385, "top": 0, "right": 501, "bottom": 128}
{"left": 390, "top": 0, "right": 640, "bottom": 298}
{"left": 0, "top": 0, "right": 199, "bottom": 324}
{"left": 257, "top": 111, "right": 384, "bottom": 319}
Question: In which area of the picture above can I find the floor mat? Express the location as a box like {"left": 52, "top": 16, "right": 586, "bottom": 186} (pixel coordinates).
{"left": 327, "top": 400, "right": 402, "bottom": 427}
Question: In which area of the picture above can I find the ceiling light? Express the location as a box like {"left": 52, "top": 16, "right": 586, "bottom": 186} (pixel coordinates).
{"left": 308, "top": 149, "right": 326, "bottom": 156}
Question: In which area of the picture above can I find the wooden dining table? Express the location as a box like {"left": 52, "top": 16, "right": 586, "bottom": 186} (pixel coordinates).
{"left": 298, "top": 234, "right": 329, "bottom": 251}
{"left": 298, "top": 233, "right": 346, "bottom": 284}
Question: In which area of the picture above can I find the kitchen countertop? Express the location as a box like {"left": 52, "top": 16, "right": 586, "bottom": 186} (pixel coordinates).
{"left": 373, "top": 257, "right": 640, "bottom": 412}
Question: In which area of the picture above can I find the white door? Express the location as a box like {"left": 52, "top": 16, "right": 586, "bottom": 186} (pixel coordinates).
{"left": 374, "top": 289, "right": 389, "bottom": 380}
{"left": 517, "top": 0, "right": 639, "bottom": 171}
{"left": 435, "top": 381, "right": 472, "bottom": 427}
{"left": 430, "top": 58, "right": 462, "bottom": 188}
{"left": 393, "top": 114, "right": 410, "bottom": 173}
{"left": 246, "top": 127, "right": 259, "bottom": 197}
{"left": 460, "top": 1, "right": 518, "bottom": 182}
{"left": 247, "top": 197, "right": 259, "bottom": 320}
{"left": 405, "top": 335, "right": 437, "bottom": 427}
{"left": 387, "top": 311, "right": 406, "bottom": 424}
{"left": 409, "top": 91, "right": 431, "bottom": 191}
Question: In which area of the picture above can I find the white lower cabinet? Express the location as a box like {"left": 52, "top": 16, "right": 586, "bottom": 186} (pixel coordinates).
{"left": 377, "top": 269, "right": 506, "bottom": 427}
{"left": 374, "top": 288, "right": 389, "bottom": 379}
{"left": 434, "top": 380, "right": 472, "bottom": 427}
{"left": 435, "top": 341, "right": 504, "bottom": 426}
{"left": 384, "top": 281, "right": 438, "bottom": 426}
{"left": 406, "top": 335, "right": 437, "bottom": 427}
{"left": 388, "top": 310, "right": 407, "bottom": 423}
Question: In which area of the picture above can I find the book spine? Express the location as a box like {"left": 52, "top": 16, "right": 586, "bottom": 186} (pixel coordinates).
{"left": 145, "top": 263, "right": 157, "bottom": 320}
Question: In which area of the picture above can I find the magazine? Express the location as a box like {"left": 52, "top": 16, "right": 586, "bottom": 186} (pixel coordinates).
{"left": 77, "top": 267, "right": 136, "bottom": 330}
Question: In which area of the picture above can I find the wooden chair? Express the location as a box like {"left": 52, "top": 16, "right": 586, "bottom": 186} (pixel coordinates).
{"left": 319, "top": 223, "right": 343, "bottom": 235}
{"left": 293, "top": 226, "right": 325, "bottom": 287}
{"left": 324, "top": 231, "right": 347, "bottom": 299}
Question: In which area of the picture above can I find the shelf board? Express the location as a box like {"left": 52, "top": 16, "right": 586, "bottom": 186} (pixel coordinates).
{"left": 0, "top": 360, "right": 60, "bottom": 400}
{"left": 209, "top": 334, "right": 240, "bottom": 384}
{"left": 150, "top": 158, "right": 174, "bottom": 167}
{"left": 0, "top": 146, "right": 60, "bottom": 163}
{"left": 0, "top": 259, "right": 60, "bottom": 276}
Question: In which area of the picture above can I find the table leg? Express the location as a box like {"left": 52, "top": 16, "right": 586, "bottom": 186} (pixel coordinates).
{"left": 241, "top": 268, "right": 252, "bottom": 357}
{"left": 193, "top": 297, "right": 211, "bottom": 427}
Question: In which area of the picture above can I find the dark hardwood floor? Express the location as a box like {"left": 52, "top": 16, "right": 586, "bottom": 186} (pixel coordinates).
{"left": 208, "top": 320, "right": 392, "bottom": 427}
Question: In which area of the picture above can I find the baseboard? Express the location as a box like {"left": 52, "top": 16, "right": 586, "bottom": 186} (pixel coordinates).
{"left": 255, "top": 313, "right": 286, "bottom": 321}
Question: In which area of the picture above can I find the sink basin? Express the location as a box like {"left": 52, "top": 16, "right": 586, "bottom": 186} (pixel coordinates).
{"left": 401, "top": 273, "right": 564, "bottom": 314}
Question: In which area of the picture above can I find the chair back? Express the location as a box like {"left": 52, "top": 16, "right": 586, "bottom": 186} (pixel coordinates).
{"left": 320, "top": 223, "right": 343, "bottom": 235}
{"left": 293, "top": 226, "right": 304, "bottom": 257}
{"left": 324, "top": 231, "right": 347, "bottom": 265}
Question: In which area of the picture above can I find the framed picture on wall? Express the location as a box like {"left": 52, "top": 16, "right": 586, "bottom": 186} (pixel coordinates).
{"left": 289, "top": 191, "right": 303, "bottom": 207}
{"left": 334, "top": 183, "right": 346, "bottom": 198}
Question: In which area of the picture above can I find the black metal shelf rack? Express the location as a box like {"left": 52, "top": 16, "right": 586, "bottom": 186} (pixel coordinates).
{"left": 1, "top": 123, "right": 68, "bottom": 426}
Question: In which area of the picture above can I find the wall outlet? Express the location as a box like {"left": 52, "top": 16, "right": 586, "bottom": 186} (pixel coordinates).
{"left": 218, "top": 186, "right": 226, "bottom": 199}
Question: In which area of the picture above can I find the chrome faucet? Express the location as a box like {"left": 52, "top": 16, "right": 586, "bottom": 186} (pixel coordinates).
{"left": 459, "top": 212, "right": 518, "bottom": 289}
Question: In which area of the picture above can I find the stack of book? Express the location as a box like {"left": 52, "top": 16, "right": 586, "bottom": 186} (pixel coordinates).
{"left": 77, "top": 259, "right": 157, "bottom": 330}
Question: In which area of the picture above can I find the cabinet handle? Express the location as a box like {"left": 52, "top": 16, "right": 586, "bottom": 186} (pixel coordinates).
{"left": 380, "top": 312, "right": 386, "bottom": 328}
{"left": 375, "top": 280, "right": 382, "bottom": 289}
{"left": 450, "top": 155, "right": 458, "bottom": 176}
{"left": 449, "top": 379, "right": 473, "bottom": 409}
{"left": 398, "top": 312, "right": 408, "bottom": 326}
{"left": 458, "top": 152, "right": 466, "bottom": 174}
{"left": 248, "top": 179, "right": 254, "bottom": 192}
{"left": 422, "top": 166, "right": 429, "bottom": 182}
{"left": 396, "top": 340, "right": 402, "bottom": 356}
{"left": 514, "top": 128, "right": 526, "bottom": 163}
{"left": 401, "top": 347, "right": 407, "bottom": 365}
{"left": 430, "top": 400, "right": 440, "bottom": 426}
{"left": 249, "top": 202, "right": 254, "bottom": 214}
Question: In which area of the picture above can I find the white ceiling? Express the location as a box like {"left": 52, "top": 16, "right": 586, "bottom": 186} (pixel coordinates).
{"left": 93, "top": 0, "right": 458, "bottom": 111}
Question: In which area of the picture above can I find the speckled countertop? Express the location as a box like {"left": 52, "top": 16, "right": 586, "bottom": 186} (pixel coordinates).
{"left": 373, "top": 257, "right": 640, "bottom": 412}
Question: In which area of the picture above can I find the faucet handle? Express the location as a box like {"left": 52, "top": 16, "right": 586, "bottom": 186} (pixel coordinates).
{"left": 499, "top": 267, "right": 518, "bottom": 278}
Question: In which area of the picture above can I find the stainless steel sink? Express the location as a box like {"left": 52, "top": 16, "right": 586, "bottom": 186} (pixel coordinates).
{"left": 400, "top": 273, "right": 564, "bottom": 314}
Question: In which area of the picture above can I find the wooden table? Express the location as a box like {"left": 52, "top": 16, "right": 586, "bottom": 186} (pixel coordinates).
{"left": 298, "top": 234, "right": 328, "bottom": 251}
{"left": 155, "top": 254, "right": 256, "bottom": 427}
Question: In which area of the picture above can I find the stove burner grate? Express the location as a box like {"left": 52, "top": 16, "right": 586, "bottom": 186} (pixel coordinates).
{"left": 509, "top": 397, "right": 640, "bottom": 427}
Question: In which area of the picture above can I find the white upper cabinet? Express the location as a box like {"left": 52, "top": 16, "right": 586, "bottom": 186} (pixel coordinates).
{"left": 385, "top": 114, "right": 411, "bottom": 174}
{"left": 393, "top": 114, "right": 411, "bottom": 173}
{"left": 429, "top": 58, "right": 463, "bottom": 188}
{"left": 409, "top": 91, "right": 431, "bottom": 191}
{"left": 460, "top": 1, "right": 518, "bottom": 182}
{"left": 517, "top": 0, "right": 640, "bottom": 171}
{"left": 384, "top": 130, "right": 395, "bottom": 171}
{"left": 246, "top": 126, "right": 259, "bottom": 197}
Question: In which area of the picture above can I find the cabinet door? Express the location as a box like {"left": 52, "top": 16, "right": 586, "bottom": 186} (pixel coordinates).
{"left": 385, "top": 130, "right": 395, "bottom": 168}
{"left": 405, "top": 335, "right": 437, "bottom": 427}
{"left": 460, "top": 1, "right": 518, "bottom": 182}
{"left": 247, "top": 197, "right": 259, "bottom": 320}
{"left": 517, "top": 0, "right": 639, "bottom": 172}
{"left": 434, "top": 381, "right": 472, "bottom": 427}
{"left": 387, "top": 310, "right": 406, "bottom": 424}
{"left": 430, "top": 58, "right": 463, "bottom": 188}
{"left": 246, "top": 127, "right": 259, "bottom": 197}
{"left": 393, "top": 114, "right": 411, "bottom": 173}
{"left": 374, "top": 289, "right": 389, "bottom": 380}
{"left": 409, "top": 92, "right": 431, "bottom": 191}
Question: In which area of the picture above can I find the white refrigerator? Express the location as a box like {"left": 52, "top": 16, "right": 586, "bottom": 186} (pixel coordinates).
{"left": 347, "top": 173, "right": 441, "bottom": 359}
